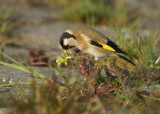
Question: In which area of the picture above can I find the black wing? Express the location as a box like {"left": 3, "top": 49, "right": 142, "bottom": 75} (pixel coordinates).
{"left": 118, "top": 54, "right": 136, "bottom": 66}
{"left": 107, "top": 40, "right": 128, "bottom": 55}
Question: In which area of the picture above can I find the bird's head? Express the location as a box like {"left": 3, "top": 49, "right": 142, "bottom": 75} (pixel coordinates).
{"left": 59, "top": 30, "right": 77, "bottom": 50}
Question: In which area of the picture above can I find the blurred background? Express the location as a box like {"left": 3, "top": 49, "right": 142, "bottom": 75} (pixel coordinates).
{"left": 1, "top": 0, "right": 160, "bottom": 26}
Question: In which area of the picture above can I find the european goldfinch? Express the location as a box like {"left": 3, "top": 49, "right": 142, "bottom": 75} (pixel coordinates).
{"left": 59, "top": 27, "right": 135, "bottom": 65}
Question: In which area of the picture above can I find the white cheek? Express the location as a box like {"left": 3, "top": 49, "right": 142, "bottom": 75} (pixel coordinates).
{"left": 64, "top": 38, "right": 77, "bottom": 46}
{"left": 63, "top": 39, "right": 68, "bottom": 45}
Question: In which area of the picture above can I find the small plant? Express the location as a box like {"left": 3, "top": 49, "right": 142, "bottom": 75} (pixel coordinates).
{"left": 56, "top": 50, "right": 71, "bottom": 66}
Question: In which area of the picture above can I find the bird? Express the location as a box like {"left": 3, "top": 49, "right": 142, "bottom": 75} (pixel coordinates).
{"left": 59, "top": 27, "right": 135, "bottom": 66}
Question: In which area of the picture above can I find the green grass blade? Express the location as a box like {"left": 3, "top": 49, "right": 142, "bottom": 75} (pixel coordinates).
{"left": 0, "top": 52, "right": 48, "bottom": 79}
{"left": 0, "top": 61, "right": 31, "bottom": 73}
{"left": 49, "top": 65, "right": 66, "bottom": 80}
{"left": 0, "top": 81, "right": 46, "bottom": 87}
{"left": 0, "top": 52, "right": 27, "bottom": 69}
{"left": 0, "top": 61, "right": 46, "bottom": 79}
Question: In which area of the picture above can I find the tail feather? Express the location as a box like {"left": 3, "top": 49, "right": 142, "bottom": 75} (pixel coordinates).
{"left": 118, "top": 55, "right": 136, "bottom": 66}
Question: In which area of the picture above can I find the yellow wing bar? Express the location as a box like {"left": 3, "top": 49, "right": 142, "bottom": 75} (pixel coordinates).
{"left": 98, "top": 42, "right": 115, "bottom": 52}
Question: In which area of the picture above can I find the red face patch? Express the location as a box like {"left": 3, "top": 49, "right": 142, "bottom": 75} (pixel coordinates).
{"left": 62, "top": 45, "right": 68, "bottom": 50}
{"left": 62, "top": 45, "right": 74, "bottom": 50}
